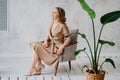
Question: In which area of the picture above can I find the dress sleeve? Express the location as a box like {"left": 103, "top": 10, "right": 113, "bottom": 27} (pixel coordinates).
{"left": 62, "top": 24, "right": 70, "bottom": 37}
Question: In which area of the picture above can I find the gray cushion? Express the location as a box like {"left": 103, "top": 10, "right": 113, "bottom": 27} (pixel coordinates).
{"left": 59, "top": 29, "right": 79, "bottom": 62}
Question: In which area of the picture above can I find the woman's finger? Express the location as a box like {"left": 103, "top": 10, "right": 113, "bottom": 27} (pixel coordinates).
{"left": 57, "top": 49, "right": 62, "bottom": 56}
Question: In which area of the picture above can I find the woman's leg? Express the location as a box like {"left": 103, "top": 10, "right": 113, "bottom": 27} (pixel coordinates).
{"left": 36, "top": 58, "right": 45, "bottom": 71}
{"left": 26, "top": 42, "right": 46, "bottom": 75}
{"left": 26, "top": 50, "right": 39, "bottom": 75}
{"left": 37, "top": 59, "right": 42, "bottom": 66}
{"left": 30, "top": 50, "right": 39, "bottom": 69}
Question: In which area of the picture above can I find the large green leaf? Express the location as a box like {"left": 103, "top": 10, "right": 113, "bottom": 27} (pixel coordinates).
{"left": 98, "top": 40, "right": 115, "bottom": 46}
{"left": 82, "top": 65, "right": 89, "bottom": 73}
{"left": 78, "top": 33, "right": 86, "bottom": 39}
{"left": 104, "top": 58, "right": 116, "bottom": 69}
{"left": 74, "top": 48, "right": 86, "bottom": 56}
{"left": 100, "top": 10, "right": 120, "bottom": 25}
{"left": 77, "top": 0, "right": 96, "bottom": 19}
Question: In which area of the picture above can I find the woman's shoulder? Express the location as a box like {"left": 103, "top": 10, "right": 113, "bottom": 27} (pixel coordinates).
{"left": 59, "top": 23, "right": 67, "bottom": 28}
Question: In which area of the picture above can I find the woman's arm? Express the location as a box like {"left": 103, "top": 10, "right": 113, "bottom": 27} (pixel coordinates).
{"left": 57, "top": 37, "right": 71, "bottom": 56}
{"left": 43, "top": 35, "right": 50, "bottom": 48}
{"left": 45, "top": 35, "right": 50, "bottom": 42}
{"left": 62, "top": 37, "right": 71, "bottom": 48}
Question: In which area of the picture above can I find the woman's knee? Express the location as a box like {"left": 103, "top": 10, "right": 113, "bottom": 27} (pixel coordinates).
{"left": 29, "top": 42, "right": 35, "bottom": 47}
{"left": 29, "top": 42, "right": 42, "bottom": 48}
{"left": 29, "top": 42, "right": 37, "bottom": 49}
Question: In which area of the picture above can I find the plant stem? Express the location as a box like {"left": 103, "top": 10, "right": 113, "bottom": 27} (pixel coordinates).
{"left": 84, "top": 51, "right": 92, "bottom": 66}
{"left": 91, "top": 18, "right": 96, "bottom": 54}
{"left": 99, "top": 61, "right": 104, "bottom": 71}
{"left": 94, "top": 25, "right": 104, "bottom": 73}
{"left": 85, "top": 38, "right": 94, "bottom": 66}
{"left": 91, "top": 18, "right": 97, "bottom": 72}
{"left": 97, "top": 45, "right": 103, "bottom": 67}
{"left": 95, "top": 25, "right": 104, "bottom": 56}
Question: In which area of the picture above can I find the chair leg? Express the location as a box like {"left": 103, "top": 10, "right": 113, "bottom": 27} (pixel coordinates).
{"left": 54, "top": 62, "right": 59, "bottom": 76}
{"left": 68, "top": 61, "right": 71, "bottom": 71}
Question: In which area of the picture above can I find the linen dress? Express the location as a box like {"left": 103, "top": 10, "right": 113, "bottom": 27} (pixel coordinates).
{"left": 29, "top": 23, "right": 70, "bottom": 67}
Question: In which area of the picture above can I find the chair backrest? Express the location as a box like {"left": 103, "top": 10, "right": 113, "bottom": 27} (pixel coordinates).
{"left": 68, "top": 29, "right": 79, "bottom": 45}
{"left": 59, "top": 29, "right": 79, "bottom": 62}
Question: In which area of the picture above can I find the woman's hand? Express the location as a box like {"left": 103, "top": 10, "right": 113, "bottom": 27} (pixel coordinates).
{"left": 42, "top": 41, "right": 49, "bottom": 48}
{"left": 57, "top": 45, "right": 64, "bottom": 56}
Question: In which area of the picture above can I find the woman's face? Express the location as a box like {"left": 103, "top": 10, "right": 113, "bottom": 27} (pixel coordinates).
{"left": 52, "top": 8, "right": 59, "bottom": 20}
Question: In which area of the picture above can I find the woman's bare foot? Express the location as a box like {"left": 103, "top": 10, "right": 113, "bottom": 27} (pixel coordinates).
{"left": 33, "top": 64, "right": 45, "bottom": 75}
{"left": 25, "top": 67, "right": 38, "bottom": 76}
{"left": 33, "top": 69, "right": 42, "bottom": 75}
{"left": 37, "top": 64, "right": 45, "bottom": 71}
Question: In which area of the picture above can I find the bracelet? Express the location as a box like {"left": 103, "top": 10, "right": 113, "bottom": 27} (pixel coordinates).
{"left": 61, "top": 45, "right": 65, "bottom": 48}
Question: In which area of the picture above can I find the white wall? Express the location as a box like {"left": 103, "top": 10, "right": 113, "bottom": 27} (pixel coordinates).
{"left": 0, "top": 0, "right": 120, "bottom": 57}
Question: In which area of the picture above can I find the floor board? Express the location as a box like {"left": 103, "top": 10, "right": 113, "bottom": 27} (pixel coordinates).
{"left": 0, "top": 57, "right": 120, "bottom": 80}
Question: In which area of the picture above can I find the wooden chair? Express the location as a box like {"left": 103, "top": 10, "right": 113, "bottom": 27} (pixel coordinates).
{"left": 54, "top": 29, "right": 79, "bottom": 76}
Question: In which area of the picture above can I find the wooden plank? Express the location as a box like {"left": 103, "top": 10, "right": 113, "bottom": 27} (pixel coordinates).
{"left": 27, "top": 76, "right": 35, "bottom": 80}
{"left": 7, "top": 76, "right": 17, "bottom": 80}
{"left": 35, "top": 76, "right": 44, "bottom": 80}
{"left": 75, "top": 58, "right": 94, "bottom": 80}
{"left": 71, "top": 60, "right": 82, "bottom": 75}
{"left": 52, "top": 76, "right": 61, "bottom": 80}
{"left": 105, "top": 74, "right": 120, "bottom": 80}
{"left": 63, "top": 62, "right": 75, "bottom": 76}
{"left": 61, "top": 76, "right": 70, "bottom": 80}
{"left": 1, "top": 77, "right": 9, "bottom": 80}
{"left": 115, "top": 57, "right": 120, "bottom": 72}
{"left": 0, "top": 57, "right": 120, "bottom": 80}
{"left": 44, "top": 75, "right": 52, "bottom": 80}
{"left": 18, "top": 76, "right": 27, "bottom": 80}
{"left": 74, "top": 60, "right": 86, "bottom": 80}
{"left": 69, "top": 76, "right": 85, "bottom": 80}
{"left": 62, "top": 62, "right": 71, "bottom": 79}
{"left": 43, "top": 66, "right": 54, "bottom": 76}
{"left": 62, "top": 61, "right": 79, "bottom": 80}
{"left": 57, "top": 61, "right": 84, "bottom": 80}
{"left": 56, "top": 62, "right": 68, "bottom": 76}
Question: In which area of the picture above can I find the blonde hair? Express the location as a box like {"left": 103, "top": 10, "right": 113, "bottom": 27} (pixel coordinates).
{"left": 56, "top": 7, "right": 66, "bottom": 23}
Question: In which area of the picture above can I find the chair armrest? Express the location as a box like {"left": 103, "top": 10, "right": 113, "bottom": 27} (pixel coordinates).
{"left": 66, "top": 42, "right": 78, "bottom": 47}
{"left": 59, "top": 42, "right": 78, "bottom": 62}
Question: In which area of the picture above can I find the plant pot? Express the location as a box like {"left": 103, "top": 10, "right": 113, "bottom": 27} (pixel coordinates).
{"left": 85, "top": 70, "right": 105, "bottom": 80}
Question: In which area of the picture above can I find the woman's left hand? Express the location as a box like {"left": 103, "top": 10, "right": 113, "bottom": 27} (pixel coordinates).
{"left": 57, "top": 45, "right": 64, "bottom": 56}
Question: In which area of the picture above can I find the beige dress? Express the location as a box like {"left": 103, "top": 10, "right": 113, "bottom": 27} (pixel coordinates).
{"left": 29, "top": 23, "right": 70, "bottom": 67}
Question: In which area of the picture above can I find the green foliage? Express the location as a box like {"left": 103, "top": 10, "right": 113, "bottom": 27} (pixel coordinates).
{"left": 98, "top": 40, "right": 115, "bottom": 46}
{"left": 104, "top": 58, "right": 116, "bottom": 69}
{"left": 100, "top": 58, "right": 116, "bottom": 70}
{"left": 82, "top": 65, "right": 89, "bottom": 73}
{"left": 76, "top": 0, "right": 120, "bottom": 74}
{"left": 77, "top": 0, "right": 96, "bottom": 19}
{"left": 74, "top": 48, "right": 86, "bottom": 56}
{"left": 101, "top": 11, "right": 120, "bottom": 25}
{"left": 78, "top": 33, "right": 86, "bottom": 39}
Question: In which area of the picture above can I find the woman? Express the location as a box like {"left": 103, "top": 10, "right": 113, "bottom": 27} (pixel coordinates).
{"left": 25, "top": 7, "right": 71, "bottom": 76}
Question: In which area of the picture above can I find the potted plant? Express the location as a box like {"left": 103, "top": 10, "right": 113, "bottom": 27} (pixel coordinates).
{"left": 73, "top": 0, "right": 120, "bottom": 80}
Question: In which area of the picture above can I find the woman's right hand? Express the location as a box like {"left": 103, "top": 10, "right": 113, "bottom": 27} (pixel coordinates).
{"left": 42, "top": 41, "right": 49, "bottom": 48}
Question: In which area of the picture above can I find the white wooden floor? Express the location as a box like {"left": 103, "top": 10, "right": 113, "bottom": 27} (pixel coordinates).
{"left": 0, "top": 56, "right": 120, "bottom": 80}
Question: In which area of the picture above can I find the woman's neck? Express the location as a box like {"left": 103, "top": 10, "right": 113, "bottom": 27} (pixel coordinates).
{"left": 53, "top": 19, "right": 61, "bottom": 24}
